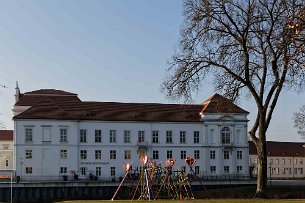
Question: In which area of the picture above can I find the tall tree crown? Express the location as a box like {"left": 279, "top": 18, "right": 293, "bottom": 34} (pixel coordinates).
{"left": 163, "top": 0, "right": 305, "bottom": 103}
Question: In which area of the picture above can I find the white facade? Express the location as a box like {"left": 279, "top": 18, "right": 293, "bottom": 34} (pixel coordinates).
{"left": 0, "top": 133, "right": 13, "bottom": 170}
{"left": 14, "top": 115, "right": 249, "bottom": 181}
{"left": 12, "top": 87, "right": 249, "bottom": 181}
{"left": 0, "top": 140, "right": 13, "bottom": 170}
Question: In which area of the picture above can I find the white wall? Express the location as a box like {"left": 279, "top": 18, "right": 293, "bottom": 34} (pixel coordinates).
{"left": 14, "top": 113, "right": 249, "bottom": 180}
{"left": 0, "top": 140, "right": 13, "bottom": 169}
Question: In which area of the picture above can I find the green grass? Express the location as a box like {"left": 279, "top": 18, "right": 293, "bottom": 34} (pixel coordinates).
{"left": 53, "top": 186, "right": 305, "bottom": 202}
{"left": 56, "top": 200, "right": 305, "bottom": 203}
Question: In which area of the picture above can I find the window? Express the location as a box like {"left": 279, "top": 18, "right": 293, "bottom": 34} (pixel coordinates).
{"left": 60, "top": 167, "right": 67, "bottom": 174}
{"left": 195, "top": 166, "right": 200, "bottom": 175}
{"left": 254, "top": 158, "right": 258, "bottom": 164}
{"left": 25, "top": 167, "right": 32, "bottom": 174}
{"left": 124, "top": 150, "right": 131, "bottom": 160}
{"left": 80, "top": 150, "right": 87, "bottom": 159}
{"left": 300, "top": 159, "right": 303, "bottom": 165}
{"left": 166, "top": 131, "right": 172, "bottom": 143}
{"left": 110, "top": 130, "right": 116, "bottom": 143}
{"left": 224, "top": 151, "right": 229, "bottom": 159}
{"left": 26, "top": 149, "right": 32, "bottom": 159}
{"left": 237, "top": 129, "right": 242, "bottom": 144}
{"left": 80, "top": 129, "right": 87, "bottom": 143}
{"left": 270, "top": 167, "right": 273, "bottom": 175}
{"left": 25, "top": 128, "right": 33, "bottom": 142}
{"left": 194, "top": 150, "right": 200, "bottom": 159}
{"left": 294, "top": 168, "right": 298, "bottom": 175}
{"left": 295, "top": 159, "right": 297, "bottom": 165}
{"left": 42, "top": 127, "right": 51, "bottom": 142}
{"left": 80, "top": 167, "right": 87, "bottom": 175}
{"left": 95, "top": 130, "right": 102, "bottom": 142}
{"left": 210, "top": 129, "right": 215, "bottom": 144}
{"left": 275, "top": 168, "right": 280, "bottom": 175}
{"left": 210, "top": 151, "right": 216, "bottom": 159}
{"left": 300, "top": 168, "right": 303, "bottom": 175}
{"left": 60, "top": 150, "right": 67, "bottom": 159}
{"left": 60, "top": 129, "right": 67, "bottom": 142}
{"left": 181, "top": 150, "right": 186, "bottom": 159}
{"left": 193, "top": 131, "right": 200, "bottom": 143}
{"left": 237, "top": 151, "right": 242, "bottom": 160}
{"left": 110, "top": 150, "right": 116, "bottom": 159}
{"left": 288, "top": 168, "right": 292, "bottom": 175}
{"left": 180, "top": 131, "right": 186, "bottom": 143}
{"left": 282, "top": 158, "right": 285, "bottom": 165}
{"left": 153, "top": 150, "right": 159, "bottom": 159}
{"left": 167, "top": 150, "right": 173, "bottom": 159}
{"left": 138, "top": 131, "right": 145, "bottom": 142}
{"left": 152, "top": 131, "right": 159, "bottom": 143}
{"left": 289, "top": 159, "right": 292, "bottom": 165}
{"left": 237, "top": 166, "right": 243, "bottom": 173}
{"left": 282, "top": 168, "right": 286, "bottom": 175}
{"left": 96, "top": 167, "right": 101, "bottom": 176}
{"left": 95, "top": 150, "right": 101, "bottom": 160}
{"left": 111, "top": 167, "right": 116, "bottom": 176}
{"left": 276, "top": 159, "right": 279, "bottom": 165}
{"left": 210, "top": 166, "right": 216, "bottom": 174}
{"left": 224, "top": 166, "right": 229, "bottom": 174}
{"left": 124, "top": 130, "right": 131, "bottom": 143}
{"left": 269, "top": 159, "right": 273, "bottom": 164}
{"left": 221, "top": 127, "right": 231, "bottom": 144}
{"left": 2, "top": 144, "right": 9, "bottom": 149}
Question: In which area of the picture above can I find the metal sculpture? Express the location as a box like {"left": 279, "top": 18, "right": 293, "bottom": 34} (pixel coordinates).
{"left": 111, "top": 155, "right": 204, "bottom": 200}
{"left": 111, "top": 162, "right": 133, "bottom": 201}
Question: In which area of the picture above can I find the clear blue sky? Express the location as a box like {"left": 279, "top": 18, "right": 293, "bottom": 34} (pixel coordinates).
{"left": 0, "top": 0, "right": 304, "bottom": 142}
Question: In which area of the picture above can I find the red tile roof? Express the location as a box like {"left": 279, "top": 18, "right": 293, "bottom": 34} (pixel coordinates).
{"left": 14, "top": 90, "right": 248, "bottom": 122}
{"left": 25, "top": 89, "right": 77, "bottom": 95}
{"left": 201, "top": 94, "right": 249, "bottom": 114}
{"left": 0, "top": 130, "right": 13, "bottom": 141}
{"left": 249, "top": 141, "right": 305, "bottom": 157}
{"left": 15, "top": 89, "right": 81, "bottom": 106}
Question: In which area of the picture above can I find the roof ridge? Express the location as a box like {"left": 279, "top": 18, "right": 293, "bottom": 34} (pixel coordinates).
{"left": 24, "top": 89, "right": 77, "bottom": 95}
{"left": 82, "top": 101, "right": 202, "bottom": 106}
{"left": 15, "top": 96, "right": 73, "bottom": 119}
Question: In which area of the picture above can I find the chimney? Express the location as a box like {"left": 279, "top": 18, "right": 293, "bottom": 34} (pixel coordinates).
{"left": 14, "top": 81, "right": 20, "bottom": 104}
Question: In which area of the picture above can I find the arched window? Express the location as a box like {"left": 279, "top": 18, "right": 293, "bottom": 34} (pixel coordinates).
{"left": 221, "top": 127, "right": 231, "bottom": 144}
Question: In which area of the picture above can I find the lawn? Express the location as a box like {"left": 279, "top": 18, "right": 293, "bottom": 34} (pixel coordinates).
{"left": 54, "top": 185, "right": 305, "bottom": 202}
{"left": 56, "top": 200, "right": 305, "bottom": 203}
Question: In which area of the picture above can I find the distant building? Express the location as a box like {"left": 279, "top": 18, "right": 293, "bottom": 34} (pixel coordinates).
{"left": 0, "top": 130, "right": 13, "bottom": 169}
{"left": 249, "top": 141, "right": 305, "bottom": 179}
{"left": 13, "top": 84, "right": 250, "bottom": 181}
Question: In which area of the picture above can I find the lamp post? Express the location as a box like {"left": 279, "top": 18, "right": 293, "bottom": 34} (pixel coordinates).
{"left": 19, "top": 158, "right": 23, "bottom": 182}
{"left": 268, "top": 161, "right": 272, "bottom": 186}
{"left": 10, "top": 171, "right": 12, "bottom": 203}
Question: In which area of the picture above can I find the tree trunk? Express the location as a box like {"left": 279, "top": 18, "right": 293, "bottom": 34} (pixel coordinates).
{"left": 255, "top": 125, "right": 268, "bottom": 198}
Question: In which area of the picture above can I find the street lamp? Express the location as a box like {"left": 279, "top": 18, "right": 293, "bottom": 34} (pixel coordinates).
{"left": 268, "top": 161, "right": 272, "bottom": 185}
{"left": 19, "top": 158, "right": 23, "bottom": 182}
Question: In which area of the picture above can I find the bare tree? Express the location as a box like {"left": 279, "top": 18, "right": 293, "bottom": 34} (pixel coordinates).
{"left": 162, "top": 0, "right": 305, "bottom": 198}
{"left": 293, "top": 105, "right": 305, "bottom": 138}
{"left": 0, "top": 121, "right": 5, "bottom": 130}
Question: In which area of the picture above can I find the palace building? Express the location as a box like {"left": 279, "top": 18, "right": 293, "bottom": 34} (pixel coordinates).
{"left": 0, "top": 130, "right": 13, "bottom": 170}
{"left": 249, "top": 141, "right": 305, "bottom": 179}
{"left": 12, "top": 84, "right": 250, "bottom": 181}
